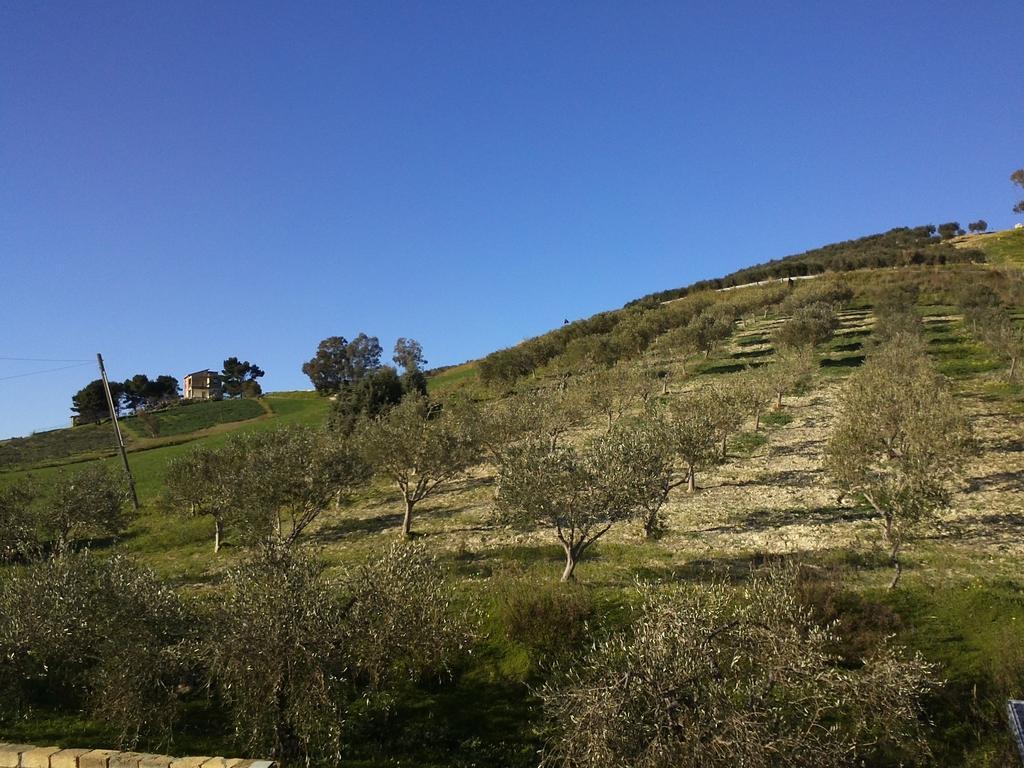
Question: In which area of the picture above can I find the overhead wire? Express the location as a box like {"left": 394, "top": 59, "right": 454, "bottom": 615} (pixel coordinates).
{"left": 0, "top": 361, "right": 95, "bottom": 383}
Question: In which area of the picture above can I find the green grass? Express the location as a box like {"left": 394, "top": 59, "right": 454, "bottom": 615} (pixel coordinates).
{"left": 121, "top": 398, "right": 265, "bottom": 438}
{"left": 0, "top": 421, "right": 121, "bottom": 470}
{"left": 955, "top": 228, "right": 1024, "bottom": 267}
{"left": 428, "top": 362, "right": 480, "bottom": 393}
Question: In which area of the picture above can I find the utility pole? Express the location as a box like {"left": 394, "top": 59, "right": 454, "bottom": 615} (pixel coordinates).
{"left": 97, "top": 353, "right": 140, "bottom": 511}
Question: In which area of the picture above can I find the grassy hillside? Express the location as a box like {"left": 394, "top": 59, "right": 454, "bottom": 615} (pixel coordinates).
{"left": 951, "top": 227, "right": 1024, "bottom": 266}
{"left": 0, "top": 393, "right": 328, "bottom": 496}
{"left": 2, "top": 233, "right": 1022, "bottom": 767}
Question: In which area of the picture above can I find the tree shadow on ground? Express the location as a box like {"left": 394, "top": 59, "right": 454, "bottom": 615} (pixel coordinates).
{"left": 688, "top": 505, "right": 873, "bottom": 537}
{"left": 315, "top": 511, "right": 405, "bottom": 541}
{"left": 966, "top": 471, "right": 1024, "bottom": 494}
{"left": 820, "top": 355, "right": 865, "bottom": 368}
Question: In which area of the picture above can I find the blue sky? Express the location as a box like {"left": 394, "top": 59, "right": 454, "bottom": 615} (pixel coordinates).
{"left": 1, "top": 1, "right": 1021, "bottom": 438}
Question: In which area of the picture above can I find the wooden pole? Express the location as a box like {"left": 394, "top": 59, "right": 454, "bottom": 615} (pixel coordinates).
{"left": 97, "top": 353, "right": 140, "bottom": 511}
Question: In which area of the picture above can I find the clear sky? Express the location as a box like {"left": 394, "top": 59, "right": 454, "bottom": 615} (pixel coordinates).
{"left": 2, "top": 1, "right": 1021, "bottom": 438}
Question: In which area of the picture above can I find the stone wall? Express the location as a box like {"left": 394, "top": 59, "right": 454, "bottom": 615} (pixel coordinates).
{"left": 0, "top": 744, "right": 276, "bottom": 768}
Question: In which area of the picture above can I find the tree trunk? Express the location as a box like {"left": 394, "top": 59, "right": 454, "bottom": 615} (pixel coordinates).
{"left": 560, "top": 544, "right": 578, "bottom": 582}
{"left": 754, "top": 409, "right": 761, "bottom": 431}
{"left": 687, "top": 465, "right": 696, "bottom": 493}
{"left": 214, "top": 518, "right": 222, "bottom": 554}
{"left": 776, "top": 389, "right": 783, "bottom": 409}
{"left": 721, "top": 434, "right": 728, "bottom": 459}
{"left": 1010, "top": 355, "right": 1018, "bottom": 381}
{"left": 704, "top": 348, "right": 711, "bottom": 359}
{"left": 606, "top": 412, "right": 614, "bottom": 433}
{"left": 402, "top": 498, "right": 415, "bottom": 538}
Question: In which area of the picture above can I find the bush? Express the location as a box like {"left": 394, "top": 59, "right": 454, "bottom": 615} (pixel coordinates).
{"left": 538, "top": 566, "right": 936, "bottom": 768}
{"left": 496, "top": 578, "right": 594, "bottom": 663}
{"left": 0, "top": 553, "right": 195, "bottom": 748}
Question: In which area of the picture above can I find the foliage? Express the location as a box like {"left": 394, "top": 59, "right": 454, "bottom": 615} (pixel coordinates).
{"left": 938, "top": 221, "right": 964, "bottom": 239}
{"left": 632, "top": 224, "right": 982, "bottom": 305}
{"left": 824, "top": 336, "right": 975, "bottom": 587}
{"left": 122, "top": 374, "right": 180, "bottom": 412}
{"left": 358, "top": 393, "right": 479, "bottom": 536}
{"left": 0, "top": 552, "right": 195, "bottom": 748}
{"left": 0, "top": 479, "right": 39, "bottom": 561}
{"left": 345, "top": 542, "right": 472, "bottom": 691}
{"left": 772, "top": 301, "right": 839, "bottom": 350}
{"left": 763, "top": 345, "right": 816, "bottom": 408}
{"left": 393, "top": 337, "right": 427, "bottom": 373}
{"left": 71, "top": 378, "right": 121, "bottom": 423}
{"left": 221, "top": 357, "right": 265, "bottom": 399}
{"left": 780, "top": 276, "right": 854, "bottom": 314}
{"left": 496, "top": 577, "right": 594, "bottom": 663}
{"left": 303, "top": 334, "right": 384, "bottom": 394}
{"left": 538, "top": 567, "right": 935, "bottom": 768}
{"left": 207, "top": 544, "right": 469, "bottom": 765}
{"left": 496, "top": 426, "right": 668, "bottom": 580}
{"left": 164, "top": 426, "right": 367, "bottom": 550}
{"left": 327, "top": 366, "right": 407, "bottom": 436}
{"left": 1011, "top": 168, "right": 1024, "bottom": 214}
{"left": 968, "top": 219, "right": 988, "bottom": 233}
{"left": 44, "top": 464, "right": 132, "bottom": 551}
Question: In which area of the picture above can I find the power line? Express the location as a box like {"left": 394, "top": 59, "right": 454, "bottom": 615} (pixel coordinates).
{"left": 0, "top": 356, "right": 93, "bottom": 363}
{"left": 0, "top": 361, "right": 94, "bottom": 382}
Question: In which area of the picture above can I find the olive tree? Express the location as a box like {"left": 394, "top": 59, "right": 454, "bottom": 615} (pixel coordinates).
{"left": 764, "top": 345, "right": 816, "bottom": 409}
{"left": 772, "top": 301, "right": 839, "bottom": 351}
{"left": 207, "top": 543, "right": 470, "bottom": 764}
{"left": 0, "top": 552, "right": 195, "bottom": 748}
{"left": 538, "top": 567, "right": 935, "bottom": 768}
{"left": 967, "top": 305, "right": 1024, "bottom": 380}
{"left": 659, "top": 390, "right": 722, "bottom": 493}
{"left": 825, "top": 337, "right": 974, "bottom": 588}
{"left": 496, "top": 428, "right": 667, "bottom": 581}
{"left": 0, "top": 480, "right": 39, "bottom": 561}
{"left": 164, "top": 445, "right": 245, "bottom": 553}
{"left": 360, "top": 393, "right": 479, "bottom": 537}
{"left": 164, "top": 427, "right": 366, "bottom": 550}
{"left": 45, "top": 464, "right": 131, "bottom": 552}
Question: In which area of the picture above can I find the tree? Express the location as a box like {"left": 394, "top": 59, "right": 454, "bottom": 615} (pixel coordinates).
{"left": 207, "top": 544, "right": 470, "bottom": 764}
{"left": 71, "top": 378, "right": 122, "bottom": 423}
{"left": 764, "top": 345, "right": 816, "bottom": 409}
{"left": 937, "top": 221, "right": 964, "bottom": 239}
{"left": 122, "top": 374, "right": 180, "bottom": 412}
{"left": 45, "top": 465, "right": 131, "bottom": 552}
{"left": 163, "top": 446, "right": 246, "bottom": 553}
{"left": 359, "top": 393, "right": 479, "bottom": 537}
{"left": 0, "top": 480, "right": 39, "bottom": 562}
{"left": 164, "top": 427, "right": 366, "bottom": 550}
{"left": 0, "top": 553, "right": 195, "bottom": 748}
{"left": 688, "top": 305, "right": 735, "bottom": 359}
{"left": 496, "top": 428, "right": 668, "bottom": 580}
{"left": 967, "top": 306, "right": 1024, "bottom": 380}
{"left": 537, "top": 567, "right": 935, "bottom": 768}
{"left": 653, "top": 325, "right": 701, "bottom": 377}
{"left": 303, "top": 334, "right": 383, "bottom": 394}
{"left": 327, "top": 366, "right": 407, "bottom": 436}
{"left": 1012, "top": 168, "right": 1024, "bottom": 214}
{"left": 392, "top": 337, "right": 426, "bottom": 373}
{"left": 772, "top": 301, "right": 839, "bottom": 351}
{"left": 824, "top": 337, "right": 974, "bottom": 588}
{"left": 221, "top": 357, "right": 265, "bottom": 398}
{"left": 658, "top": 390, "right": 722, "bottom": 492}
{"left": 968, "top": 219, "right": 988, "bottom": 233}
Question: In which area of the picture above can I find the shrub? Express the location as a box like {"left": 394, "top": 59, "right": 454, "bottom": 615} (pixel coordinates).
{"left": 538, "top": 566, "right": 936, "bottom": 768}
{"left": 496, "top": 578, "right": 594, "bottom": 662}
{"left": 0, "top": 552, "right": 194, "bottom": 748}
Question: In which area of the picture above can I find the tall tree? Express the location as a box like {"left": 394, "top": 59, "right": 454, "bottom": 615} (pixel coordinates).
{"left": 302, "top": 334, "right": 382, "bottom": 394}
{"left": 392, "top": 337, "right": 426, "bottom": 373}
{"left": 937, "top": 221, "right": 963, "bottom": 239}
{"left": 71, "top": 379, "right": 122, "bottom": 423}
{"left": 222, "top": 357, "right": 265, "bottom": 399}
{"left": 824, "top": 337, "right": 974, "bottom": 588}
{"left": 967, "top": 219, "right": 988, "bottom": 233}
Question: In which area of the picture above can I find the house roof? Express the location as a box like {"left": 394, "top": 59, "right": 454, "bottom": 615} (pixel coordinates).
{"left": 185, "top": 369, "right": 221, "bottom": 382}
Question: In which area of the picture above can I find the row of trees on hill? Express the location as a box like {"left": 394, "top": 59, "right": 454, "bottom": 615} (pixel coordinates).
{"left": 71, "top": 374, "right": 180, "bottom": 423}
{"left": 70, "top": 356, "right": 265, "bottom": 424}
{"left": 629, "top": 224, "right": 985, "bottom": 306}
